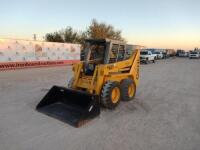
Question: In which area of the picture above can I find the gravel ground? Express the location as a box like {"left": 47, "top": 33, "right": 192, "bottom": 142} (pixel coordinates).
{"left": 0, "top": 58, "right": 200, "bottom": 150}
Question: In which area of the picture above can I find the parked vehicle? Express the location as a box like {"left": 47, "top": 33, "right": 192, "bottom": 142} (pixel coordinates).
{"left": 140, "top": 51, "right": 157, "bottom": 64}
{"left": 152, "top": 51, "right": 158, "bottom": 59}
{"left": 189, "top": 51, "right": 200, "bottom": 59}
{"left": 176, "top": 50, "right": 184, "bottom": 56}
{"left": 155, "top": 51, "right": 164, "bottom": 59}
{"left": 162, "top": 52, "right": 169, "bottom": 59}
{"left": 166, "top": 49, "right": 176, "bottom": 57}
{"left": 178, "top": 51, "right": 188, "bottom": 57}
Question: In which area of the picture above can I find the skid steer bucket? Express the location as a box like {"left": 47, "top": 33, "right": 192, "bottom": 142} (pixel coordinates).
{"left": 36, "top": 86, "right": 100, "bottom": 127}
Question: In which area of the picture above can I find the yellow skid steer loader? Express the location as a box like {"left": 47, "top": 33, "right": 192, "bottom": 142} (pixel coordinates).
{"left": 36, "top": 38, "right": 140, "bottom": 127}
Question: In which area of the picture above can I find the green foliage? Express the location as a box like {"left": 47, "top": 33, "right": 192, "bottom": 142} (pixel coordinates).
{"left": 63, "top": 27, "right": 78, "bottom": 43}
{"left": 45, "top": 32, "right": 64, "bottom": 43}
{"left": 45, "top": 19, "right": 124, "bottom": 44}
{"left": 87, "top": 19, "right": 124, "bottom": 41}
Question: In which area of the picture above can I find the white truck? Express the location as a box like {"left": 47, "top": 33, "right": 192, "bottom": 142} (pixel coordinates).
{"left": 178, "top": 51, "right": 188, "bottom": 57}
{"left": 189, "top": 51, "right": 200, "bottom": 59}
{"left": 140, "top": 50, "right": 157, "bottom": 64}
{"left": 155, "top": 51, "right": 164, "bottom": 59}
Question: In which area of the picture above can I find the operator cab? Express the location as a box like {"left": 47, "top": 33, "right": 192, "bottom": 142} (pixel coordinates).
{"left": 82, "top": 38, "right": 130, "bottom": 75}
{"left": 82, "top": 38, "right": 132, "bottom": 63}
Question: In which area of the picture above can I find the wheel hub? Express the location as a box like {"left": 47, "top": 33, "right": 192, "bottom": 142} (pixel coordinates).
{"left": 128, "top": 83, "right": 135, "bottom": 97}
{"left": 111, "top": 87, "right": 120, "bottom": 103}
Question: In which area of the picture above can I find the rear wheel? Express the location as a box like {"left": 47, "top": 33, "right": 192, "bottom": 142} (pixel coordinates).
{"left": 145, "top": 58, "right": 148, "bottom": 64}
{"left": 120, "top": 79, "right": 136, "bottom": 101}
{"left": 101, "top": 81, "right": 121, "bottom": 109}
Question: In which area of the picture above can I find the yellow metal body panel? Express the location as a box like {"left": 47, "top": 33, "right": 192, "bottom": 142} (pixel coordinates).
{"left": 72, "top": 49, "right": 140, "bottom": 95}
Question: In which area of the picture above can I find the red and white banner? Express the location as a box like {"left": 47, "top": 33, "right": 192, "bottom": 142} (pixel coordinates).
{"left": 0, "top": 60, "right": 80, "bottom": 71}
{"left": 0, "top": 38, "right": 81, "bottom": 71}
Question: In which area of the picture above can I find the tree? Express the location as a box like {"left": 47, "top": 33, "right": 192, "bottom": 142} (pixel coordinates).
{"left": 45, "top": 32, "right": 64, "bottom": 43}
{"left": 45, "top": 19, "right": 125, "bottom": 43}
{"left": 45, "top": 26, "right": 85, "bottom": 44}
{"left": 62, "top": 27, "right": 79, "bottom": 43}
{"left": 87, "top": 19, "right": 124, "bottom": 41}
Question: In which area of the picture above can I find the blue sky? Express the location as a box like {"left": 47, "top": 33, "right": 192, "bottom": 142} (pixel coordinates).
{"left": 0, "top": 0, "right": 200, "bottom": 49}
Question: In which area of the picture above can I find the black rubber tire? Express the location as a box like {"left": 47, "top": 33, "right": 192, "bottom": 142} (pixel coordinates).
{"left": 153, "top": 59, "right": 155, "bottom": 63}
{"left": 67, "top": 78, "right": 74, "bottom": 88}
{"left": 100, "top": 81, "right": 121, "bottom": 109}
{"left": 145, "top": 58, "right": 148, "bottom": 64}
{"left": 120, "top": 79, "right": 136, "bottom": 101}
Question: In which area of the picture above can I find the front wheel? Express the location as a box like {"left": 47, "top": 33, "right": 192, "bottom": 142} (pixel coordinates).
{"left": 145, "top": 58, "right": 148, "bottom": 64}
{"left": 101, "top": 81, "right": 121, "bottom": 109}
